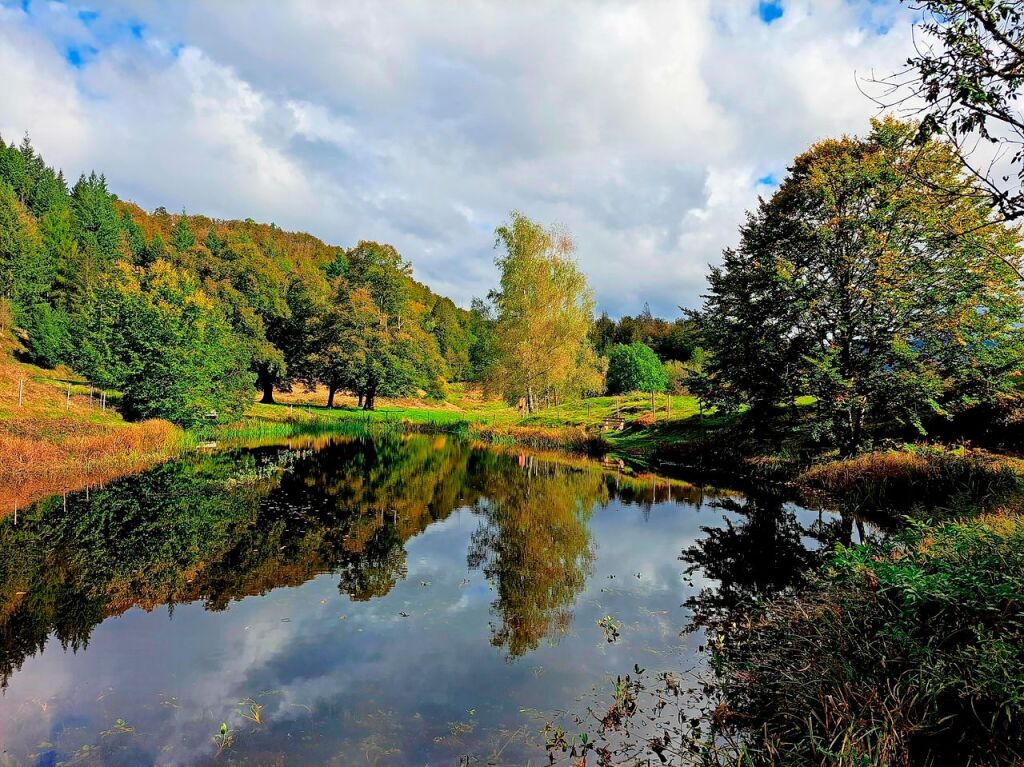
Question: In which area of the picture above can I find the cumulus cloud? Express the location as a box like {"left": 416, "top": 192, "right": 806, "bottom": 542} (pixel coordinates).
{"left": 0, "top": 0, "right": 917, "bottom": 314}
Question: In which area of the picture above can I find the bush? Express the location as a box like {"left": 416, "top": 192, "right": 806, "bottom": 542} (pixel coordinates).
{"left": 427, "top": 374, "right": 450, "bottom": 401}
{"left": 711, "top": 515, "right": 1024, "bottom": 766}
{"left": 606, "top": 342, "right": 667, "bottom": 395}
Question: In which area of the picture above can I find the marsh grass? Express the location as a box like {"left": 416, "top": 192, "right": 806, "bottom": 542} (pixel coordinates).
{"left": 799, "top": 445, "right": 1022, "bottom": 517}
{"left": 0, "top": 354, "right": 189, "bottom": 514}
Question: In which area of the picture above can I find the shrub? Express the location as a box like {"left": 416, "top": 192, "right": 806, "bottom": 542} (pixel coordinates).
{"left": 427, "top": 374, "right": 450, "bottom": 401}
{"left": 606, "top": 342, "right": 668, "bottom": 395}
{"left": 711, "top": 515, "right": 1024, "bottom": 766}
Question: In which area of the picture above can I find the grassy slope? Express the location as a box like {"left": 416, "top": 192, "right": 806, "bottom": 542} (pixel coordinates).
{"left": 0, "top": 352, "right": 187, "bottom": 514}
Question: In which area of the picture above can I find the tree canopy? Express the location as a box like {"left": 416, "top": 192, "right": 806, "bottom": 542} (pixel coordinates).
{"left": 879, "top": 1, "right": 1024, "bottom": 224}
{"left": 695, "top": 118, "right": 1024, "bottom": 453}
{"left": 605, "top": 342, "right": 668, "bottom": 395}
{"left": 0, "top": 136, "right": 482, "bottom": 420}
{"left": 485, "top": 212, "right": 602, "bottom": 412}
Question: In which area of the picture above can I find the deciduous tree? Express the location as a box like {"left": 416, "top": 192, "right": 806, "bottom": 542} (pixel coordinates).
{"left": 486, "top": 212, "right": 601, "bottom": 412}
{"left": 696, "top": 119, "right": 1024, "bottom": 454}
{"left": 605, "top": 342, "right": 668, "bottom": 395}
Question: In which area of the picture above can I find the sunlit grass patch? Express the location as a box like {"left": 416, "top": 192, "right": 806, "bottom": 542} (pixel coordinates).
{"left": 0, "top": 354, "right": 188, "bottom": 514}
{"left": 242, "top": 389, "right": 705, "bottom": 457}
{"left": 799, "top": 445, "right": 1022, "bottom": 516}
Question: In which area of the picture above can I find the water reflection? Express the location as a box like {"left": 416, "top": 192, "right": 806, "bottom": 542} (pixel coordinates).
{"left": 0, "top": 434, "right": 836, "bottom": 766}
{"left": 468, "top": 454, "right": 602, "bottom": 657}
{"left": 681, "top": 494, "right": 874, "bottom": 630}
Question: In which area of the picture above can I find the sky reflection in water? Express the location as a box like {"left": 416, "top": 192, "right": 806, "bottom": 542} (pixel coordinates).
{"left": 0, "top": 435, "right": 851, "bottom": 766}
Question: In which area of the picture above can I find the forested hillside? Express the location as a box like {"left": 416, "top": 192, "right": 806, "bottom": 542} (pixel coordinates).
{"left": 0, "top": 136, "right": 486, "bottom": 425}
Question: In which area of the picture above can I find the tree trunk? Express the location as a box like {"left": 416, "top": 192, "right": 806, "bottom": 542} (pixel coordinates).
{"left": 327, "top": 384, "right": 338, "bottom": 409}
{"left": 258, "top": 372, "right": 276, "bottom": 404}
{"left": 840, "top": 405, "right": 864, "bottom": 457}
{"left": 363, "top": 388, "right": 376, "bottom": 411}
{"left": 357, "top": 391, "right": 364, "bottom": 408}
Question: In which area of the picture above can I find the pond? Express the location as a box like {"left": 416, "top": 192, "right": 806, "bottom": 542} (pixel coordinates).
{"left": 0, "top": 434, "right": 864, "bottom": 766}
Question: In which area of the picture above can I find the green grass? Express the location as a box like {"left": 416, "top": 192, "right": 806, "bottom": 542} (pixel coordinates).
{"left": 706, "top": 513, "right": 1024, "bottom": 766}
{"left": 250, "top": 401, "right": 478, "bottom": 426}
{"left": 238, "top": 389, "right": 718, "bottom": 461}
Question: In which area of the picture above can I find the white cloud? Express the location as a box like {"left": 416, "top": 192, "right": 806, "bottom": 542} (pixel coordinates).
{"left": 0, "top": 0, "right": 917, "bottom": 314}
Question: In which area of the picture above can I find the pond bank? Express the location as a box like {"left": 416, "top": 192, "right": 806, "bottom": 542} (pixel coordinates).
{"left": 7, "top": 369, "right": 1021, "bottom": 521}
{"left": 234, "top": 400, "right": 1024, "bottom": 517}
{"left": 0, "top": 355, "right": 191, "bottom": 514}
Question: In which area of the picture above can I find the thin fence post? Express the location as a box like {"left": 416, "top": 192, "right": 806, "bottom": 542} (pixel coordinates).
{"left": 18, "top": 378, "right": 24, "bottom": 406}
{"left": 66, "top": 386, "right": 71, "bottom": 409}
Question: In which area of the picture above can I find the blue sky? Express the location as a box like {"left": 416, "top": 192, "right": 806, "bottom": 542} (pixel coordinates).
{"left": 0, "top": 0, "right": 916, "bottom": 315}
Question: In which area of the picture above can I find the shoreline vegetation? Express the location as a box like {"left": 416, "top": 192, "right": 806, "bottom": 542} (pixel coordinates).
{"left": 6, "top": 349, "right": 1022, "bottom": 519}
{"left": 0, "top": 352, "right": 191, "bottom": 513}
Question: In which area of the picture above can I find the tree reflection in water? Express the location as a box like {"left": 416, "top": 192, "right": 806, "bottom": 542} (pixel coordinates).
{"left": 0, "top": 435, "right": 613, "bottom": 686}
{"left": 467, "top": 453, "right": 604, "bottom": 658}
{"left": 0, "top": 434, "right": 860, "bottom": 767}
{"left": 681, "top": 492, "right": 868, "bottom": 630}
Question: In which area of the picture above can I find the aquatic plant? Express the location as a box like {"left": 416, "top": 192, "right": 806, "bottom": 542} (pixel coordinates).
{"left": 239, "top": 698, "right": 264, "bottom": 726}
{"left": 213, "top": 722, "right": 234, "bottom": 756}
{"left": 597, "top": 615, "right": 621, "bottom": 643}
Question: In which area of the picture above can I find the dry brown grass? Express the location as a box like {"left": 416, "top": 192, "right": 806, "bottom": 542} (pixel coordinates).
{"left": 799, "top": 446, "right": 1022, "bottom": 515}
{"left": 800, "top": 449, "right": 934, "bottom": 490}
{"left": 0, "top": 354, "right": 186, "bottom": 515}
{"left": 468, "top": 422, "right": 609, "bottom": 454}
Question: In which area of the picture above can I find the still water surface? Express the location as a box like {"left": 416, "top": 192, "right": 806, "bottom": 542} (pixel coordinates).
{"left": 0, "top": 434, "right": 856, "bottom": 766}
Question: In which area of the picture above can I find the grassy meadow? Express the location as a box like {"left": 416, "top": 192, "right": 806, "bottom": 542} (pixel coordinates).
{"left": 233, "top": 382, "right": 718, "bottom": 457}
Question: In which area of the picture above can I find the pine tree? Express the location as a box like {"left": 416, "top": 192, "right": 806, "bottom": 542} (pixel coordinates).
{"left": 171, "top": 211, "right": 197, "bottom": 253}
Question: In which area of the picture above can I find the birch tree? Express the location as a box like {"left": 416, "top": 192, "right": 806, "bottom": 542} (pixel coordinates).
{"left": 486, "top": 212, "right": 601, "bottom": 412}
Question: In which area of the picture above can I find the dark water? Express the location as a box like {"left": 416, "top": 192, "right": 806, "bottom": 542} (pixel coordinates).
{"left": 0, "top": 434, "right": 859, "bottom": 766}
